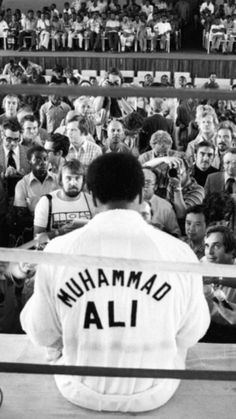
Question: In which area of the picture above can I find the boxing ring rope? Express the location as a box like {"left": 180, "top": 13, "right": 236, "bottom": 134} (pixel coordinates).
{"left": 0, "top": 83, "right": 236, "bottom": 391}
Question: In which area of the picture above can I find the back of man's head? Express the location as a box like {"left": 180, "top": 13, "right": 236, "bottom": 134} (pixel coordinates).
{"left": 87, "top": 153, "right": 144, "bottom": 205}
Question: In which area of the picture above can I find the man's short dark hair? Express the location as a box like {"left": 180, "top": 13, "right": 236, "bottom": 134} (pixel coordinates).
{"left": 2, "top": 119, "right": 21, "bottom": 132}
{"left": 50, "top": 133, "right": 70, "bottom": 157}
{"left": 194, "top": 140, "right": 215, "bottom": 154}
{"left": 21, "top": 114, "right": 39, "bottom": 127}
{"left": 186, "top": 204, "right": 206, "bottom": 218}
{"left": 87, "top": 153, "right": 144, "bottom": 204}
{"left": 205, "top": 225, "right": 236, "bottom": 254}
{"left": 59, "top": 158, "right": 84, "bottom": 184}
{"left": 27, "top": 145, "right": 47, "bottom": 161}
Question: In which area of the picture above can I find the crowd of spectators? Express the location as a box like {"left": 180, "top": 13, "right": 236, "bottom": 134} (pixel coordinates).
{"left": 200, "top": 0, "right": 236, "bottom": 53}
{"left": 0, "top": 59, "right": 236, "bottom": 341}
{"left": 0, "top": 1, "right": 234, "bottom": 53}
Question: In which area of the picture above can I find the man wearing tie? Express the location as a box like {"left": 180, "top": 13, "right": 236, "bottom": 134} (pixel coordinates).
{"left": 205, "top": 148, "right": 236, "bottom": 197}
{"left": 0, "top": 120, "right": 30, "bottom": 200}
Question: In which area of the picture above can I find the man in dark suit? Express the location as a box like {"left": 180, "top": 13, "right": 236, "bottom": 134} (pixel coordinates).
{"left": 0, "top": 120, "right": 30, "bottom": 200}
{"left": 205, "top": 148, "right": 236, "bottom": 196}
{"left": 139, "top": 97, "right": 173, "bottom": 154}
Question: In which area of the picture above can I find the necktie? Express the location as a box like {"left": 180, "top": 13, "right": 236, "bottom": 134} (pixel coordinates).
{"left": 225, "top": 178, "right": 235, "bottom": 194}
{"left": 7, "top": 149, "right": 17, "bottom": 169}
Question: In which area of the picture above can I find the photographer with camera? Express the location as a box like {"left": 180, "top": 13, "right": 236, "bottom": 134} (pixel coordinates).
{"left": 144, "top": 155, "right": 205, "bottom": 234}
{"left": 93, "top": 68, "right": 134, "bottom": 120}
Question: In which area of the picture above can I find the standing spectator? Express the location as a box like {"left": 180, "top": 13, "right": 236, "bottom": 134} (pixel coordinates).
{"left": 34, "top": 159, "right": 94, "bottom": 242}
{"left": 183, "top": 204, "right": 207, "bottom": 259}
{"left": 205, "top": 148, "right": 236, "bottom": 196}
{"left": 202, "top": 225, "right": 236, "bottom": 343}
{"left": 39, "top": 87, "right": 71, "bottom": 134}
{"left": 139, "top": 98, "right": 173, "bottom": 154}
{"left": 0, "top": 120, "right": 30, "bottom": 198}
{"left": 191, "top": 140, "right": 219, "bottom": 187}
{"left": 20, "top": 115, "right": 49, "bottom": 147}
{"left": 185, "top": 105, "right": 218, "bottom": 165}
{"left": 44, "top": 133, "right": 70, "bottom": 173}
{"left": 13, "top": 145, "right": 58, "bottom": 242}
{"left": 66, "top": 116, "right": 102, "bottom": 172}
{"left": 104, "top": 120, "right": 131, "bottom": 153}
{"left": 142, "top": 167, "right": 181, "bottom": 236}
{"left": 0, "top": 94, "right": 19, "bottom": 126}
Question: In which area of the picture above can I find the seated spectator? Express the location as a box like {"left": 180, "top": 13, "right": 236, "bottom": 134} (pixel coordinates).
{"left": 153, "top": 14, "right": 171, "bottom": 51}
{"left": 160, "top": 74, "right": 172, "bottom": 87}
{"left": 104, "top": 12, "right": 120, "bottom": 51}
{"left": 39, "top": 88, "right": 71, "bottom": 134}
{"left": 68, "top": 13, "right": 85, "bottom": 50}
{"left": 191, "top": 140, "right": 219, "bottom": 187}
{"left": 202, "top": 225, "right": 236, "bottom": 343}
{"left": 139, "top": 98, "right": 174, "bottom": 154}
{"left": 34, "top": 159, "right": 94, "bottom": 244}
{"left": 2, "top": 59, "right": 18, "bottom": 78}
{"left": 86, "top": 11, "right": 102, "bottom": 51}
{"left": 66, "top": 116, "right": 102, "bottom": 172}
{"left": 119, "top": 15, "right": 135, "bottom": 52}
{"left": 200, "top": 0, "right": 215, "bottom": 15}
{"left": 203, "top": 73, "right": 220, "bottom": 89}
{"left": 208, "top": 16, "right": 227, "bottom": 53}
{"left": 0, "top": 13, "right": 8, "bottom": 49}
{"left": 136, "top": 13, "right": 148, "bottom": 52}
{"left": 0, "top": 120, "right": 30, "bottom": 200}
{"left": 36, "top": 10, "right": 51, "bottom": 51}
{"left": 51, "top": 14, "right": 64, "bottom": 50}
{"left": 44, "top": 132, "right": 70, "bottom": 173}
{"left": 186, "top": 104, "right": 218, "bottom": 165}
{"left": 13, "top": 145, "right": 59, "bottom": 243}
{"left": 205, "top": 147, "right": 236, "bottom": 196}
{"left": 142, "top": 167, "right": 181, "bottom": 236}
{"left": 18, "top": 9, "right": 37, "bottom": 51}
{"left": 104, "top": 119, "right": 131, "bottom": 153}
{"left": 182, "top": 204, "right": 207, "bottom": 259}
{"left": 0, "top": 94, "right": 19, "bottom": 126}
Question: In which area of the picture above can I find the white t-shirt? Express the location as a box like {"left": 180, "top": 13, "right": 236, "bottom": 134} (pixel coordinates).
{"left": 34, "top": 189, "right": 94, "bottom": 230}
{"left": 21, "top": 209, "right": 210, "bottom": 412}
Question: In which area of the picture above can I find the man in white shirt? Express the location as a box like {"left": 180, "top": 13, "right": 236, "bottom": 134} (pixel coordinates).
{"left": 200, "top": 1, "right": 215, "bottom": 15}
{"left": 0, "top": 13, "right": 8, "bottom": 48}
{"left": 21, "top": 152, "right": 210, "bottom": 413}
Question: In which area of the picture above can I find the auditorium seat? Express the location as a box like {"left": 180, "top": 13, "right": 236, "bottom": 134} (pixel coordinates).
{"left": 81, "top": 70, "right": 98, "bottom": 79}
{"left": 173, "top": 72, "right": 192, "bottom": 87}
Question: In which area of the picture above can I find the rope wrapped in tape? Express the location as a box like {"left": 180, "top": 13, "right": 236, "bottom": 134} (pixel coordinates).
{"left": 0, "top": 362, "right": 236, "bottom": 381}
{"left": 0, "top": 84, "right": 235, "bottom": 99}
{"left": 0, "top": 247, "right": 236, "bottom": 278}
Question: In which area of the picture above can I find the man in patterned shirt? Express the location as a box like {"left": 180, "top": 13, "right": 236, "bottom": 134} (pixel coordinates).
{"left": 66, "top": 116, "right": 102, "bottom": 173}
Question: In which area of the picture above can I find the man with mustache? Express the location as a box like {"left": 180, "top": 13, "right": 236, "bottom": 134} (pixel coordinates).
{"left": 34, "top": 159, "right": 94, "bottom": 242}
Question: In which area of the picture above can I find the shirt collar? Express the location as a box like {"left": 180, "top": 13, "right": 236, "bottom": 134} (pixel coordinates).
{"left": 3, "top": 144, "right": 19, "bottom": 156}
{"left": 29, "top": 171, "right": 55, "bottom": 184}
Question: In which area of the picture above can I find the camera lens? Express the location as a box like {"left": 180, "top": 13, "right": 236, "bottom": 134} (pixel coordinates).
{"left": 168, "top": 167, "right": 178, "bottom": 178}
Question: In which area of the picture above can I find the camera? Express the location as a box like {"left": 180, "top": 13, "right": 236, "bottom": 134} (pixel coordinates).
{"left": 168, "top": 167, "right": 178, "bottom": 178}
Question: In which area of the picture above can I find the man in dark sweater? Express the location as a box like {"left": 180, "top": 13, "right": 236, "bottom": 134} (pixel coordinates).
{"left": 191, "top": 140, "right": 218, "bottom": 187}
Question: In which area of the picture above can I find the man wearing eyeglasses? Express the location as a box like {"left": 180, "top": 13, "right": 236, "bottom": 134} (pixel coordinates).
{"left": 0, "top": 120, "right": 30, "bottom": 199}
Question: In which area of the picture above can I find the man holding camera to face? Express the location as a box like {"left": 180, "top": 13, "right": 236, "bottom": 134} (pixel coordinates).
{"left": 144, "top": 155, "right": 205, "bottom": 234}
